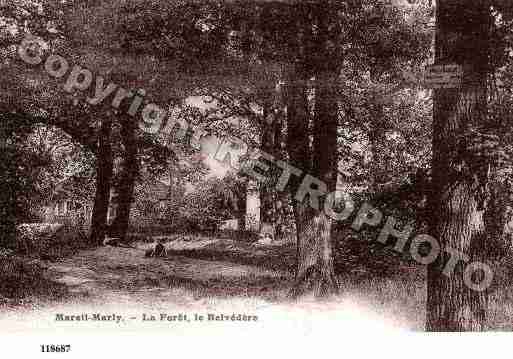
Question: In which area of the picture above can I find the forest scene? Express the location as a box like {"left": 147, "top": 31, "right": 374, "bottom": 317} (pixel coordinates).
{"left": 2, "top": 0, "right": 513, "bottom": 334}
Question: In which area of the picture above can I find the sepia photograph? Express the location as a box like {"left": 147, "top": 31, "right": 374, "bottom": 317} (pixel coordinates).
{"left": 1, "top": 0, "right": 513, "bottom": 356}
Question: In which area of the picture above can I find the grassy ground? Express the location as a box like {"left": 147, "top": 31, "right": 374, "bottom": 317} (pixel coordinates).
{"left": 2, "top": 230, "right": 513, "bottom": 331}
{"left": 0, "top": 255, "right": 69, "bottom": 307}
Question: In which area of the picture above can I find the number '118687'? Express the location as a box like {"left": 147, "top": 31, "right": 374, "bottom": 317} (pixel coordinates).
{"left": 41, "top": 345, "right": 71, "bottom": 353}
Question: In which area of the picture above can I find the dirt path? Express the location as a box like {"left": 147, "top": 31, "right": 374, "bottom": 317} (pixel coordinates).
{"left": 44, "top": 243, "right": 291, "bottom": 307}
{"left": 0, "top": 240, "right": 429, "bottom": 332}
{"left": 0, "top": 241, "right": 296, "bottom": 332}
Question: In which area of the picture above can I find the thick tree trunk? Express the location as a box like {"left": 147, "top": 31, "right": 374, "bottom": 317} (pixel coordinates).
{"left": 286, "top": 67, "right": 339, "bottom": 297}
{"left": 426, "top": 0, "right": 492, "bottom": 331}
{"left": 0, "top": 135, "right": 17, "bottom": 248}
{"left": 276, "top": 3, "right": 341, "bottom": 298}
{"left": 483, "top": 180, "right": 512, "bottom": 258}
{"left": 89, "top": 118, "right": 114, "bottom": 245}
{"left": 292, "top": 206, "right": 338, "bottom": 297}
{"left": 287, "top": 3, "right": 341, "bottom": 297}
{"left": 109, "top": 115, "right": 138, "bottom": 240}
{"left": 297, "top": 71, "right": 340, "bottom": 297}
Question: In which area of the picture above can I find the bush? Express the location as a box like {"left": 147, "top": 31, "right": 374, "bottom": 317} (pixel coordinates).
{"left": 16, "top": 222, "right": 90, "bottom": 260}
{"left": 0, "top": 252, "right": 67, "bottom": 303}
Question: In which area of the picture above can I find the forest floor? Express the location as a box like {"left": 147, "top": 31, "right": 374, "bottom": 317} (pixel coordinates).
{"left": 1, "top": 234, "right": 512, "bottom": 331}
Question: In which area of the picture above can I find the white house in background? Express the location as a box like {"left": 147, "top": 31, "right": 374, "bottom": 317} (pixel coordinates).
{"left": 41, "top": 189, "right": 93, "bottom": 232}
{"left": 40, "top": 177, "right": 171, "bottom": 231}
{"left": 219, "top": 219, "right": 239, "bottom": 231}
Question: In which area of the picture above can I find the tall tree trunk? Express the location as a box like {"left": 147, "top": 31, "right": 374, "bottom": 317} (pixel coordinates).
{"left": 109, "top": 115, "right": 138, "bottom": 240}
{"left": 426, "top": 0, "right": 492, "bottom": 331}
{"left": 89, "top": 117, "right": 114, "bottom": 245}
{"left": 0, "top": 132, "right": 17, "bottom": 248}
{"left": 286, "top": 2, "right": 341, "bottom": 297}
{"left": 272, "top": 92, "right": 289, "bottom": 240}
{"left": 286, "top": 66, "right": 339, "bottom": 297}
{"left": 285, "top": 67, "right": 310, "bottom": 271}
{"left": 238, "top": 181, "right": 247, "bottom": 231}
{"left": 259, "top": 85, "right": 285, "bottom": 240}
{"left": 293, "top": 71, "right": 340, "bottom": 297}
{"left": 260, "top": 100, "right": 277, "bottom": 232}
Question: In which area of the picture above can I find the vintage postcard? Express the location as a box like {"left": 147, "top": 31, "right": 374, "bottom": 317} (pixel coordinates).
{"left": 1, "top": 0, "right": 512, "bottom": 357}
